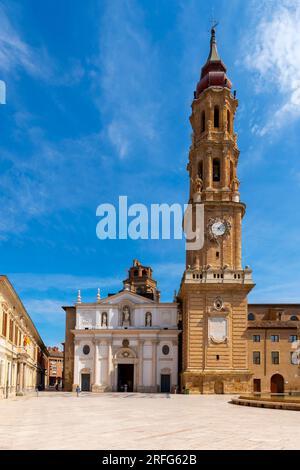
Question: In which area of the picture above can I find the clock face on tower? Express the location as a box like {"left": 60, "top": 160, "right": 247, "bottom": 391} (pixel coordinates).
{"left": 212, "top": 221, "right": 226, "bottom": 236}
{"left": 207, "top": 218, "right": 231, "bottom": 240}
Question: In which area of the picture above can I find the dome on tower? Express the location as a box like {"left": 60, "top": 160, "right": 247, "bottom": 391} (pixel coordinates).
{"left": 195, "top": 27, "right": 232, "bottom": 98}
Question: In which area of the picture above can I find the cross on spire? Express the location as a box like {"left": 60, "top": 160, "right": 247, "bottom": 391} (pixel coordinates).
{"left": 209, "top": 8, "right": 219, "bottom": 32}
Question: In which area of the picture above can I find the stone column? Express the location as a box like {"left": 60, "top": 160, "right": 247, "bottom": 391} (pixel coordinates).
{"left": 151, "top": 340, "right": 159, "bottom": 392}
{"left": 19, "top": 362, "right": 24, "bottom": 392}
{"left": 206, "top": 150, "right": 213, "bottom": 189}
{"left": 108, "top": 341, "right": 113, "bottom": 390}
{"left": 73, "top": 340, "right": 80, "bottom": 390}
{"left": 138, "top": 340, "right": 144, "bottom": 391}
{"left": 23, "top": 364, "right": 26, "bottom": 391}
{"left": 234, "top": 210, "right": 242, "bottom": 269}
{"left": 172, "top": 340, "right": 178, "bottom": 389}
{"left": 93, "top": 339, "right": 100, "bottom": 389}
{"left": 222, "top": 150, "right": 229, "bottom": 189}
{"left": 207, "top": 99, "right": 213, "bottom": 140}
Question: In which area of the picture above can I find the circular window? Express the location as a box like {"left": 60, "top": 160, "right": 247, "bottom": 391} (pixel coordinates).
{"left": 122, "top": 339, "right": 129, "bottom": 348}
{"left": 83, "top": 345, "right": 90, "bottom": 355}
{"left": 162, "top": 345, "right": 170, "bottom": 355}
{"left": 214, "top": 297, "right": 223, "bottom": 310}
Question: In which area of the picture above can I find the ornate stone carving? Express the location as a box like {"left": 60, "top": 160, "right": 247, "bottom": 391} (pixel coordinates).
{"left": 193, "top": 175, "right": 203, "bottom": 194}
{"left": 207, "top": 217, "right": 231, "bottom": 242}
{"left": 231, "top": 176, "right": 240, "bottom": 192}
{"left": 208, "top": 317, "right": 228, "bottom": 344}
{"left": 145, "top": 312, "right": 152, "bottom": 327}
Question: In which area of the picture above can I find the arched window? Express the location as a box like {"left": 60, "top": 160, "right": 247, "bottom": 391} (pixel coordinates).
{"left": 213, "top": 158, "right": 221, "bottom": 182}
{"left": 198, "top": 160, "right": 203, "bottom": 179}
{"left": 214, "top": 106, "right": 220, "bottom": 128}
{"left": 248, "top": 313, "right": 255, "bottom": 321}
{"left": 290, "top": 315, "right": 299, "bottom": 321}
{"left": 201, "top": 111, "right": 205, "bottom": 133}
{"left": 227, "top": 110, "right": 231, "bottom": 132}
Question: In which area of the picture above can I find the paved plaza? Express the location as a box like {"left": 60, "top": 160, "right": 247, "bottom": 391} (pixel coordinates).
{"left": 0, "top": 392, "right": 300, "bottom": 450}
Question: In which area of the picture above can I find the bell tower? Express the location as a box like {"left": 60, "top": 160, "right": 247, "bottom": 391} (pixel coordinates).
{"left": 179, "top": 27, "right": 255, "bottom": 394}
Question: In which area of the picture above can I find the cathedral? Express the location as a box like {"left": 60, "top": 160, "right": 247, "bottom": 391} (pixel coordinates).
{"left": 63, "top": 260, "right": 179, "bottom": 393}
{"left": 63, "top": 28, "right": 300, "bottom": 394}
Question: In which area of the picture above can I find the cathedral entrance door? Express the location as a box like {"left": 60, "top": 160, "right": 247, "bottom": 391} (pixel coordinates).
{"left": 117, "top": 364, "right": 134, "bottom": 392}
{"left": 81, "top": 373, "right": 91, "bottom": 392}
{"left": 160, "top": 374, "right": 171, "bottom": 393}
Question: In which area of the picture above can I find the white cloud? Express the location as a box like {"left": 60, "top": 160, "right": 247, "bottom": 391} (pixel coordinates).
{"left": 244, "top": 0, "right": 300, "bottom": 135}
{"left": 96, "top": 0, "right": 162, "bottom": 159}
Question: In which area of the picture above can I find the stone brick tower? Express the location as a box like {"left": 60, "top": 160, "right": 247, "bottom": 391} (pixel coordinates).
{"left": 178, "top": 27, "right": 255, "bottom": 394}
{"left": 123, "top": 259, "right": 161, "bottom": 301}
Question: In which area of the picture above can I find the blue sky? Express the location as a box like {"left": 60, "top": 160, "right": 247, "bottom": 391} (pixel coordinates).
{"left": 1, "top": 0, "right": 300, "bottom": 346}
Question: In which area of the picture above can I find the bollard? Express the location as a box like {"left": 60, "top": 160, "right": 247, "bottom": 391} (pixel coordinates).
{"left": 36, "top": 387, "right": 39, "bottom": 398}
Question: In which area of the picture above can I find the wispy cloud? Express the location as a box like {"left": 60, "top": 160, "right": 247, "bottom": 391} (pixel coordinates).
{"left": 96, "top": 0, "right": 162, "bottom": 159}
{"left": 0, "top": 129, "right": 106, "bottom": 237}
{"left": 8, "top": 272, "right": 121, "bottom": 293}
{"left": 0, "top": 2, "right": 84, "bottom": 85}
{"left": 244, "top": 0, "right": 300, "bottom": 135}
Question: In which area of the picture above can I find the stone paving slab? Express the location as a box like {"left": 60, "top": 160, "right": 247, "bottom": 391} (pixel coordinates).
{"left": 0, "top": 392, "right": 299, "bottom": 450}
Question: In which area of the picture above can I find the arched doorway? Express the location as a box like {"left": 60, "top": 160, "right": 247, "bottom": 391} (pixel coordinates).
{"left": 113, "top": 347, "right": 138, "bottom": 392}
{"left": 271, "top": 374, "right": 284, "bottom": 394}
{"left": 214, "top": 381, "right": 224, "bottom": 394}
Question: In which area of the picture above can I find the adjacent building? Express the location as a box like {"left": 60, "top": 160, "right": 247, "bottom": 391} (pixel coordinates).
{"left": 247, "top": 305, "right": 300, "bottom": 393}
{"left": 47, "top": 346, "right": 64, "bottom": 389}
{"left": 0, "top": 275, "right": 48, "bottom": 399}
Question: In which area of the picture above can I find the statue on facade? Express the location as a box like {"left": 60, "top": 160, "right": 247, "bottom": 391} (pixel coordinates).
{"left": 101, "top": 312, "right": 107, "bottom": 327}
{"left": 122, "top": 305, "right": 131, "bottom": 326}
{"left": 145, "top": 312, "right": 152, "bottom": 327}
{"left": 231, "top": 176, "right": 240, "bottom": 192}
{"left": 193, "top": 174, "right": 203, "bottom": 194}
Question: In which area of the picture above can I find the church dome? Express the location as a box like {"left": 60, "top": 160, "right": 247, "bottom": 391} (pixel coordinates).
{"left": 195, "top": 27, "right": 232, "bottom": 98}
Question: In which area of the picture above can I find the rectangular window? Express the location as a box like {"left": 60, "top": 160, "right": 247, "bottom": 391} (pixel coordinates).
{"left": 271, "top": 335, "right": 279, "bottom": 342}
{"left": 253, "top": 351, "right": 261, "bottom": 365}
{"left": 253, "top": 335, "right": 260, "bottom": 342}
{"left": 289, "top": 335, "right": 298, "bottom": 343}
{"left": 9, "top": 319, "right": 14, "bottom": 342}
{"left": 272, "top": 351, "right": 280, "bottom": 364}
{"left": 2, "top": 313, "right": 7, "bottom": 337}
{"left": 14, "top": 326, "right": 18, "bottom": 346}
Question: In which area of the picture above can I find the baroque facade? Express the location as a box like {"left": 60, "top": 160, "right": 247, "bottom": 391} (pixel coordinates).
{"left": 63, "top": 260, "right": 179, "bottom": 393}
{"left": 0, "top": 275, "right": 48, "bottom": 399}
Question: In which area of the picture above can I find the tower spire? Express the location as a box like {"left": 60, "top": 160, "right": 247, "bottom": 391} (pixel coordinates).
{"left": 195, "top": 27, "right": 231, "bottom": 98}
{"left": 207, "top": 25, "right": 220, "bottom": 62}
